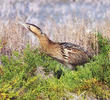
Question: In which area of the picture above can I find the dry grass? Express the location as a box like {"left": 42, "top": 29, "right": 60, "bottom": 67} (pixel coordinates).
{"left": 97, "top": 19, "right": 110, "bottom": 40}
{"left": 0, "top": 18, "right": 100, "bottom": 56}
{"left": 0, "top": 19, "right": 32, "bottom": 55}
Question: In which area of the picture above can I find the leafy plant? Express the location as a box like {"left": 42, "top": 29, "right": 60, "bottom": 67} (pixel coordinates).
{"left": 0, "top": 34, "right": 110, "bottom": 100}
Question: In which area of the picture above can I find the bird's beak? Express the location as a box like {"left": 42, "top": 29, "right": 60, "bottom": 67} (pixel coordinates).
{"left": 18, "top": 21, "right": 28, "bottom": 29}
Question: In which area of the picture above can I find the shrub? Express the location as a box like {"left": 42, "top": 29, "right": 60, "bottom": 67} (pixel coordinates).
{"left": 0, "top": 33, "right": 110, "bottom": 100}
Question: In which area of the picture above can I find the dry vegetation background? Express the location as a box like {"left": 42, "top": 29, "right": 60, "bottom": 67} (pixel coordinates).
{"left": 0, "top": 19, "right": 97, "bottom": 57}
{"left": 0, "top": 0, "right": 110, "bottom": 55}
{"left": 1, "top": 18, "right": 110, "bottom": 57}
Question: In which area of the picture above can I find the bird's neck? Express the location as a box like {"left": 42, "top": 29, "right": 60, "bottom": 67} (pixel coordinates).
{"left": 38, "top": 34, "right": 63, "bottom": 60}
{"left": 38, "top": 35, "right": 56, "bottom": 52}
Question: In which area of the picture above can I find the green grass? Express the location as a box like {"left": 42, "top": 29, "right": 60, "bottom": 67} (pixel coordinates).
{"left": 0, "top": 33, "right": 110, "bottom": 100}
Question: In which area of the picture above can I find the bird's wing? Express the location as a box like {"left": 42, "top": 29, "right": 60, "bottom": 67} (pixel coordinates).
{"left": 59, "top": 42, "right": 89, "bottom": 65}
{"left": 59, "top": 42, "right": 84, "bottom": 50}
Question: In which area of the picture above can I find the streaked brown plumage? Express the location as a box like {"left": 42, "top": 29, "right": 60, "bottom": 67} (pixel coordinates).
{"left": 19, "top": 22, "right": 90, "bottom": 69}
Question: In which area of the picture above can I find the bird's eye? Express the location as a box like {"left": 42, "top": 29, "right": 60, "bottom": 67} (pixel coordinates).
{"left": 28, "top": 25, "right": 31, "bottom": 28}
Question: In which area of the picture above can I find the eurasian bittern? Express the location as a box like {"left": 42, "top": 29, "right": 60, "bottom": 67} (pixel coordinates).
{"left": 19, "top": 22, "right": 90, "bottom": 69}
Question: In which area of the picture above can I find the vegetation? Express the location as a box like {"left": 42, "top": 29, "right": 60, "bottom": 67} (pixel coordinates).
{"left": 0, "top": 33, "right": 110, "bottom": 100}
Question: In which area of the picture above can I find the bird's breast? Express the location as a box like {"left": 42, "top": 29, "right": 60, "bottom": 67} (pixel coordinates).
{"left": 42, "top": 44, "right": 63, "bottom": 60}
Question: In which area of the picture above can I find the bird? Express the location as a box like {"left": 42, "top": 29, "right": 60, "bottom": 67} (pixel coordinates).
{"left": 19, "top": 22, "right": 90, "bottom": 69}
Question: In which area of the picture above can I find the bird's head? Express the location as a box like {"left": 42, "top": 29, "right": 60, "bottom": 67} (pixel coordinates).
{"left": 19, "top": 22, "right": 43, "bottom": 37}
